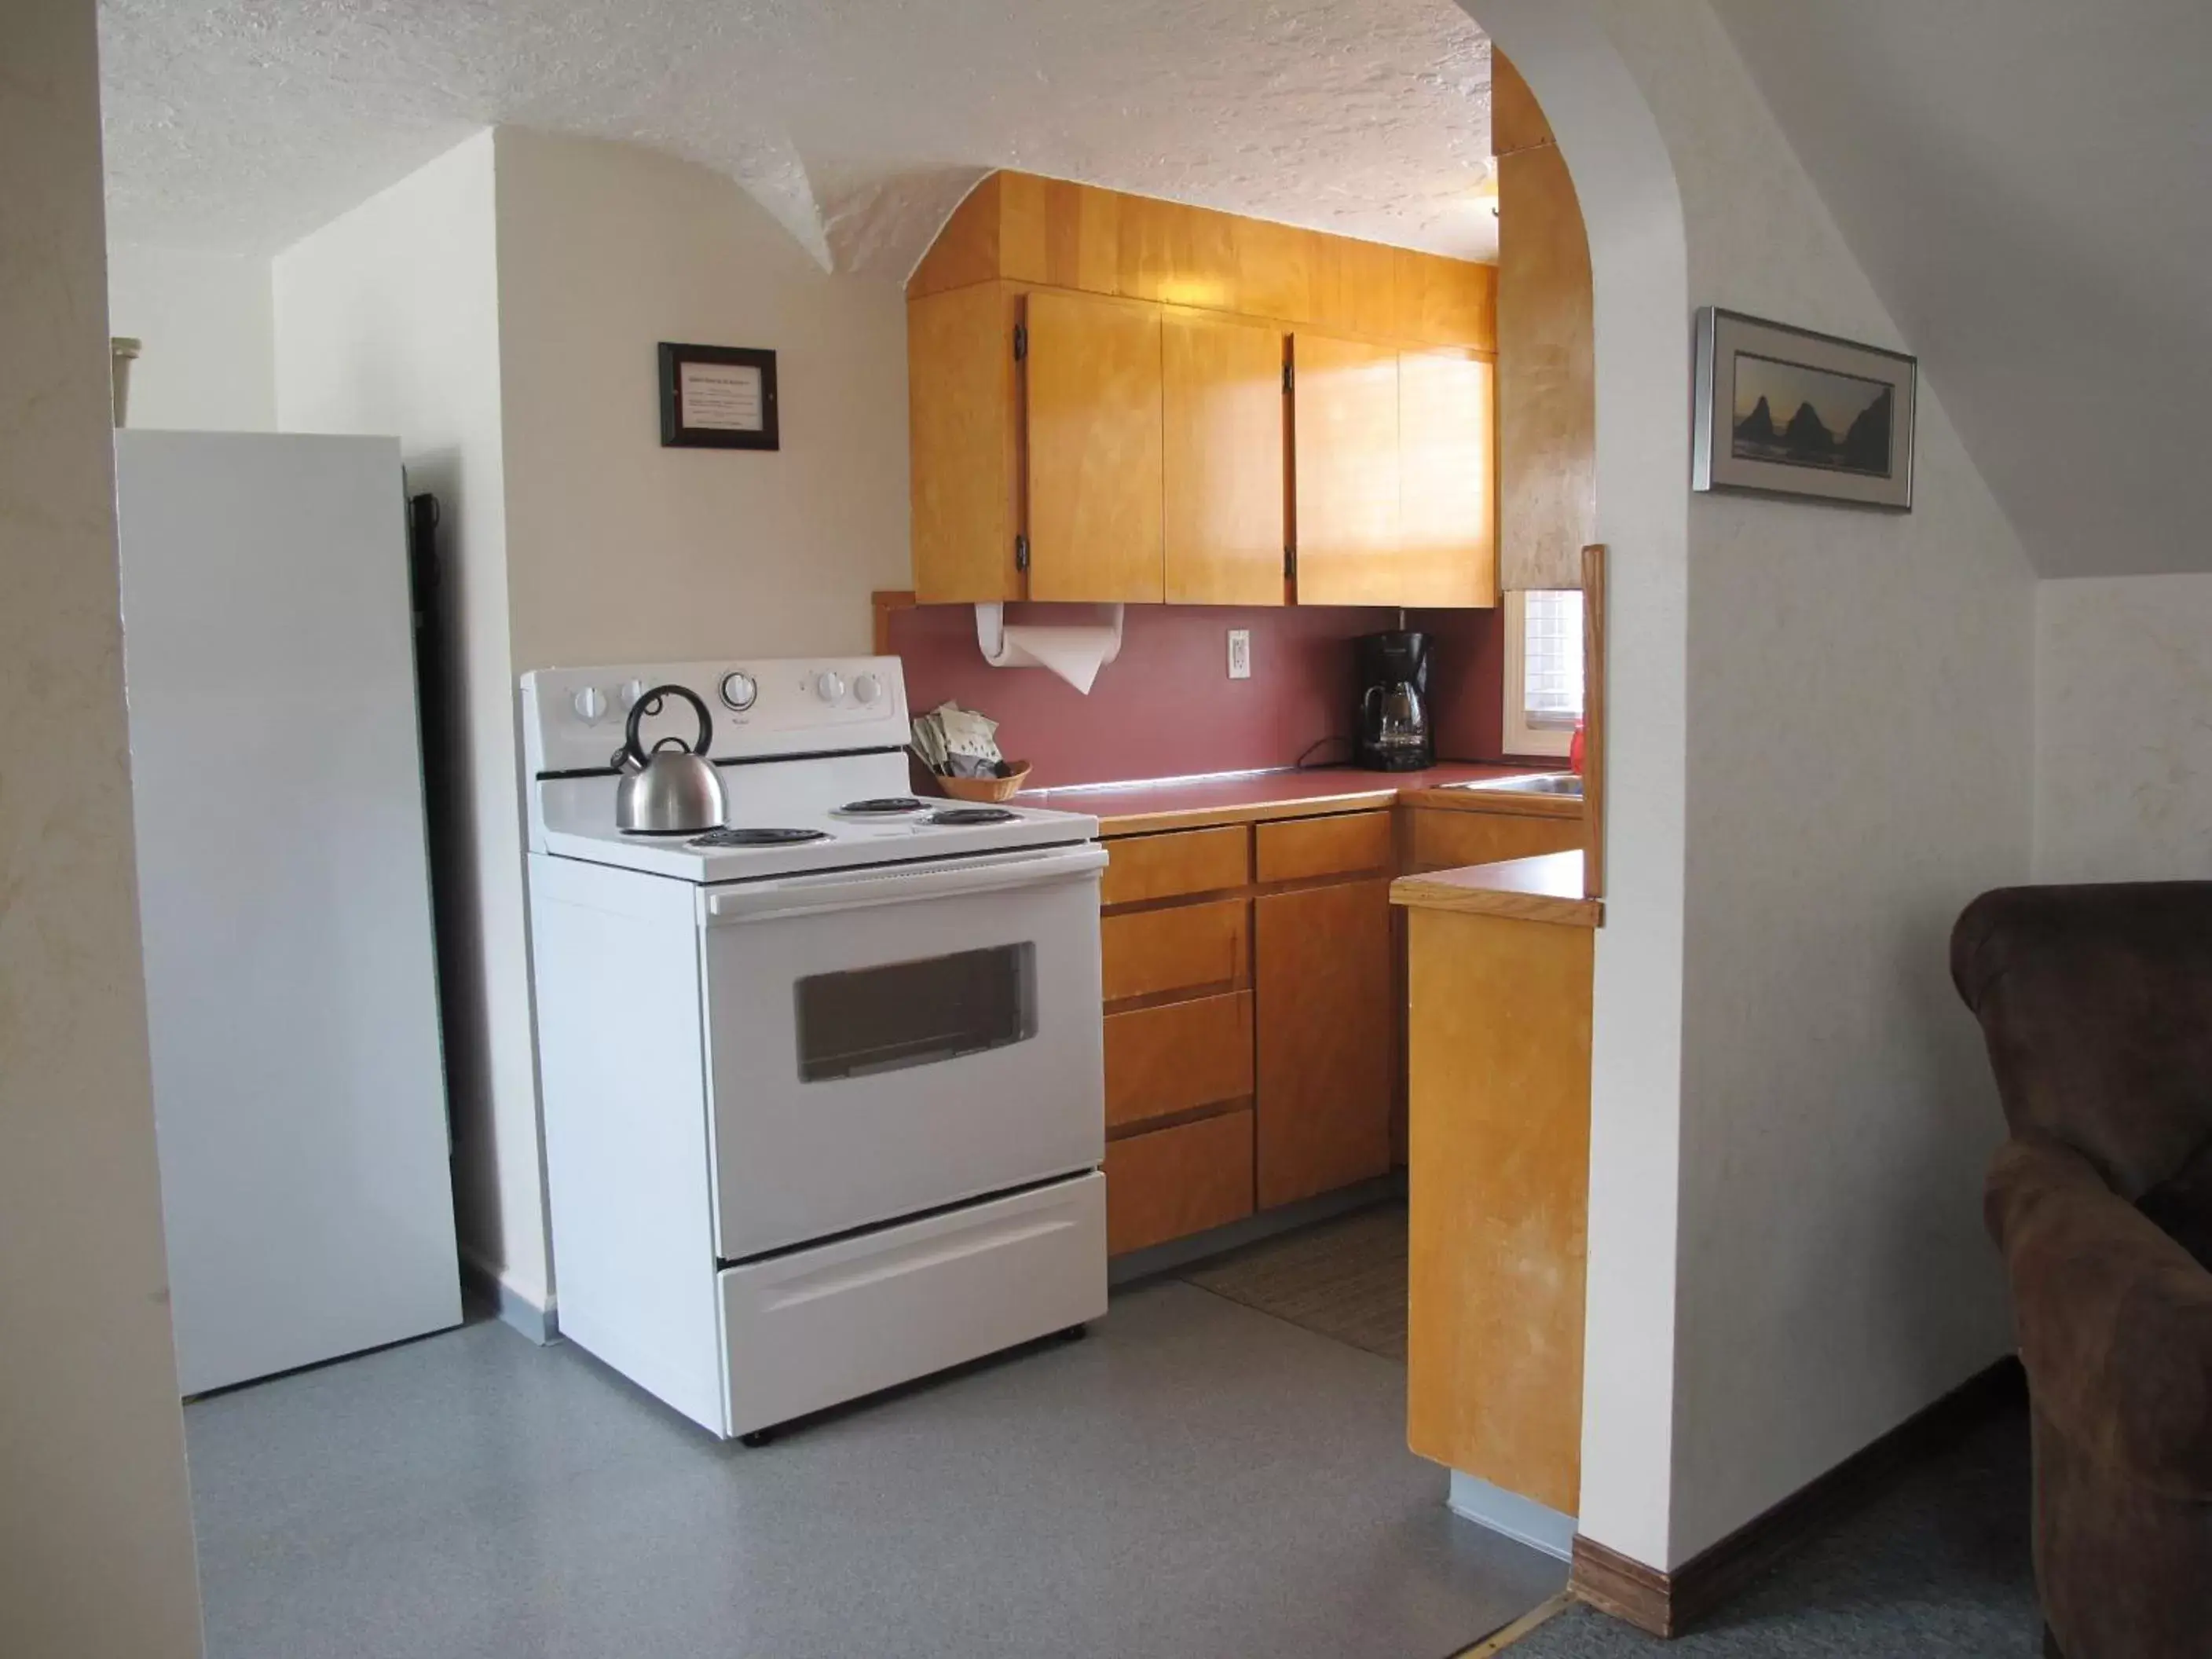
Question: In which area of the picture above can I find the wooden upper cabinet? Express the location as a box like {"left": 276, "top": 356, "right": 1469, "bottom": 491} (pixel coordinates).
{"left": 1495, "top": 75, "right": 1596, "bottom": 594}
{"left": 1399, "top": 350, "right": 1498, "bottom": 609}
{"left": 1163, "top": 311, "right": 1287, "bottom": 606}
{"left": 1291, "top": 331, "right": 1401, "bottom": 607}
{"left": 1024, "top": 290, "right": 1165, "bottom": 603}
{"left": 908, "top": 282, "right": 1021, "bottom": 603}
{"left": 1489, "top": 50, "right": 1555, "bottom": 158}
{"left": 904, "top": 170, "right": 1501, "bottom": 606}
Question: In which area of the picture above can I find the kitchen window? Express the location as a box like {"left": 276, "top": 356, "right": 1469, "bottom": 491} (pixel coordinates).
{"left": 1502, "top": 588, "right": 1584, "bottom": 759}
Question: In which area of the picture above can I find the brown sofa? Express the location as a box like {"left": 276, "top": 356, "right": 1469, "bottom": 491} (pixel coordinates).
{"left": 1951, "top": 884, "right": 2212, "bottom": 1659}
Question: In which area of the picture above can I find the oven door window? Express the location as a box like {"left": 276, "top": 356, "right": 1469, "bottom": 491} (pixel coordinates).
{"left": 793, "top": 942, "right": 1038, "bottom": 1083}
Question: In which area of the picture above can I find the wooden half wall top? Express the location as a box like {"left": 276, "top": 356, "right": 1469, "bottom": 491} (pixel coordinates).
{"left": 906, "top": 170, "right": 1496, "bottom": 353}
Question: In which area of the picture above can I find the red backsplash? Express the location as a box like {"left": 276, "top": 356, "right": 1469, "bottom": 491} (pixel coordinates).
{"left": 888, "top": 600, "right": 1514, "bottom": 789}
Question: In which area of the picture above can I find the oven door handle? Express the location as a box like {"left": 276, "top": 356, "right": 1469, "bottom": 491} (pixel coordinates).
{"left": 702, "top": 842, "right": 1108, "bottom": 924}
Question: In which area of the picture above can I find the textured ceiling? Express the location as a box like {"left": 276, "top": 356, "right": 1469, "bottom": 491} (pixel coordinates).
{"left": 99, "top": 0, "right": 1496, "bottom": 274}
{"left": 1712, "top": 0, "right": 2212, "bottom": 578}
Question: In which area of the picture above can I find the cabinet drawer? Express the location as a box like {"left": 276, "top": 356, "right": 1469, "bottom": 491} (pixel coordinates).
{"left": 1255, "top": 811, "right": 1394, "bottom": 884}
{"left": 1104, "top": 990, "right": 1254, "bottom": 1133}
{"left": 1101, "top": 899, "right": 1248, "bottom": 1003}
{"left": 1104, "top": 1109, "right": 1255, "bottom": 1255}
{"left": 1406, "top": 808, "right": 1581, "bottom": 873}
{"left": 1101, "top": 825, "right": 1250, "bottom": 906}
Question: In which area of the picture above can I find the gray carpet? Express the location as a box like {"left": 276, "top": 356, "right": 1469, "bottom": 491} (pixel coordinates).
{"left": 1181, "top": 1200, "right": 1409, "bottom": 1359}
{"left": 185, "top": 1278, "right": 1562, "bottom": 1658}
{"left": 1504, "top": 1392, "right": 2038, "bottom": 1657}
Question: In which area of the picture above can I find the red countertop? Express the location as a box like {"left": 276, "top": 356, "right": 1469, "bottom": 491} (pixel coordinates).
{"left": 1019, "top": 762, "right": 1547, "bottom": 837}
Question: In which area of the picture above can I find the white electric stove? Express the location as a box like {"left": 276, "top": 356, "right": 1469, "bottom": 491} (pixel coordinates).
{"left": 522, "top": 657, "right": 1107, "bottom": 1441}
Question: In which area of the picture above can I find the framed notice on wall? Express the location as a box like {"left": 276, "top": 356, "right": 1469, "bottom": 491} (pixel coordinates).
{"left": 658, "top": 342, "right": 780, "bottom": 451}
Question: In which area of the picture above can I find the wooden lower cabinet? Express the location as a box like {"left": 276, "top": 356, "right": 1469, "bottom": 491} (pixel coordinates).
{"left": 1254, "top": 878, "right": 1395, "bottom": 1207}
{"left": 1405, "top": 806, "right": 1580, "bottom": 873}
{"left": 1096, "top": 802, "right": 1549, "bottom": 1256}
{"left": 1104, "top": 1110, "right": 1255, "bottom": 1254}
{"left": 1104, "top": 991, "right": 1253, "bottom": 1133}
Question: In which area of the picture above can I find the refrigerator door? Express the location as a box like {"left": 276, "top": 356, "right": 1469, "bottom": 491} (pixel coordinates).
{"left": 116, "top": 430, "right": 460, "bottom": 1395}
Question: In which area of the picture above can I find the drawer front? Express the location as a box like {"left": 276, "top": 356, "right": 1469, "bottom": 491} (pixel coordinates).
{"left": 718, "top": 1172, "right": 1107, "bottom": 1437}
{"left": 1104, "top": 990, "right": 1254, "bottom": 1132}
{"left": 1101, "top": 825, "right": 1250, "bottom": 906}
{"left": 1406, "top": 808, "right": 1582, "bottom": 873}
{"left": 1255, "top": 810, "right": 1395, "bottom": 884}
{"left": 1101, "top": 899, "right": 1249, "bottom": 1003}
{"left": 1104, "top": 1110, "right": 1254, "bottom": 1254}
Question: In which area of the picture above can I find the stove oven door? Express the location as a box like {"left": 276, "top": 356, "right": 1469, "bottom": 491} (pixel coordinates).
{"left": 697, "top": 840, "right": 1107, "bottom": 1262}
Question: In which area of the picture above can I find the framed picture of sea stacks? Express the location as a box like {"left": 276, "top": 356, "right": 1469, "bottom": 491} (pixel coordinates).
{"left": 1693, "top": 308, "right": 1917, "bottom": 509}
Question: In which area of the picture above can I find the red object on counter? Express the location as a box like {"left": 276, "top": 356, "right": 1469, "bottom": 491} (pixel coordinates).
{"left": 1569, "top": 716, "right": 1587, "bottom": 776}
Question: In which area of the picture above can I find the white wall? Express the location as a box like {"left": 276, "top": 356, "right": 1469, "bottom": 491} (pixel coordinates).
{"left": 0, "top": 1, "right": 205, "bottom": 1652}
{"left": 1589, "top": 0, "right": 2036, "bottom": 1565}
{"left": 2034, "top": 574, "right": 2212, "bottom": 882}
{"left": 492, "top": 129, "right": 910, "bottom": 669}
{"left": 272, "top": 131, "right": 551, "bottom": 1317}
{"left": 107, "top": 244, "right": 276, "bottom": 431}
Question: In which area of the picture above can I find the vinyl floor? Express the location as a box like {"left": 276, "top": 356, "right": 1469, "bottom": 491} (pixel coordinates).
{"left": 1503, "top": 1390, "right": 2038, "bottom": 1657}
{"left": 183, "top": 1278, "right": 1562, "bottom": 1659}
{"left": 1181, "top": 1200, "right": 1410, "bottom": 1360}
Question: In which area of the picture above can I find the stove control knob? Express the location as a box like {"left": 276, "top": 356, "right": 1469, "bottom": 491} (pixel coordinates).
{"left": 852, "top": 672, "right": 883, "bottom": 706}
{"left": 616, "top": 679, "right": 647, "bottom": 710}
{"left": 572, "top": 686, "right": 609, "bottom": 725}
{"left": 720, "top": 671, "right": 758, "bottom": 712}
{"left": 815, "top": 670, "right": 847, "bottom": 703}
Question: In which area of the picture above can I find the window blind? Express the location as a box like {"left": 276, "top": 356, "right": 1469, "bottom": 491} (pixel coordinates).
{"left": 1522, "top": 589, "right": 1584, "bottom": 728}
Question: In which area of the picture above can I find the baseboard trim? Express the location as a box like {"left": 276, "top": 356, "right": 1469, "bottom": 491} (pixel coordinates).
{"left": 1449, "top": 1470, "right": 1577, "bottom": 1562}
{"left": 1570, "top": 1355, "right": 2026, "bottom": 1638}
{"left": 1107, "top": 1172, "right": 1404, "bottom": 1285}
{"left": 460, "top": 1254, "right": 559, "bottom": 1346}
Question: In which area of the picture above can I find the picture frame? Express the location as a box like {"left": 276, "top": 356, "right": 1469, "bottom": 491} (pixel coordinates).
{"left": 1693, "top": 308, "right": 1915, "bottom": 509}
{"left": 658, "top": 342, "right": 779, "bottom": 451}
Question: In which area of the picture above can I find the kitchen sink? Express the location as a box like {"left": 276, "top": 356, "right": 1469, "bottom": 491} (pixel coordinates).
{"left": 1448, "top": 772, "right": 1584, "bottom": 799}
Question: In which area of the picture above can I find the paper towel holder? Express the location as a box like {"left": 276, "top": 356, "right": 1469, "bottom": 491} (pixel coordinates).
{"left": 973, "top": 602, "right": 1126, "bottom": 669}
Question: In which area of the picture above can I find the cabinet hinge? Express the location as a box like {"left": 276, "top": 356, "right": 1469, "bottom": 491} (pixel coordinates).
{"left": 1282, "top": 361, "right": 1294, "bottom": 394}
{"left": 1013, "top": 322, "right": 1028, "bottom": 361}
{"left": 1015, "top": 533, "right": 1031, "bottom": 573}
{"left": 1284, "top": 545, "right": 1296, "bottom": 580}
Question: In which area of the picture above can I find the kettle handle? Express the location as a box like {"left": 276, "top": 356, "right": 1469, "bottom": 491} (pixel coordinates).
{"left": 623, "top": 683, "right": 714, "bottom": 770}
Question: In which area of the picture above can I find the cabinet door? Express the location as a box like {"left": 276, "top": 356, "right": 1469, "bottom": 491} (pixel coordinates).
{"left": 1398, "top": 350, "right": 1498, "bottom": 610}
{"left": 1024, "top": 289, "right": 1165, "bottom": 602}
{"left": 908, "top": 283, "right": 1021, "bottom": 602}
{"left": 1290, "top": 332, "right": 1400, "bottom": 606}
{"left": 1163, "top": 310, "right": 1287, "bottom": 605}
{"left": 1254, "top": 878, "right": 1394, "bottom": 1207}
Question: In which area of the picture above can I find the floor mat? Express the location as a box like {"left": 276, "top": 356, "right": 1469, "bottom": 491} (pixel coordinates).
{"left": 1181, "top": 1200, "right": 1408, "bottom": 1359}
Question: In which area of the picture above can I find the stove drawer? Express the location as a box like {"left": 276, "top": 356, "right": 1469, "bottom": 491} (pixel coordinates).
{"left": 717, "top": 1171, "right": 1106, "bottom": 1438}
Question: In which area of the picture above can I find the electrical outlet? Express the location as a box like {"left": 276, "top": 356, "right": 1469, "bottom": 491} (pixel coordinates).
{"left": 1227, "top": 628, "right": 1252, "bottom": 680}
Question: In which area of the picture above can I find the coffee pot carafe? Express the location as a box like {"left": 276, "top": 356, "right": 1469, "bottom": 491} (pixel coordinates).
{"left": 1354, "top": 631, "right": 1434, "bottom": 771}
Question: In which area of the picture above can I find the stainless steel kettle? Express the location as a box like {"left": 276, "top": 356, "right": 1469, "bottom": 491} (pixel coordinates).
{"left": 614, "top": 683, "right": 727, "bottom": 835}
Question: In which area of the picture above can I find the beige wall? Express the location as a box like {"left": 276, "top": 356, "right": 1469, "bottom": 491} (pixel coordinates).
{"left": 0, "top": 1, "right": 205, "bottom": 1652}
{"left": 493, "top": 129, "right": 910, "bottom": 671}
{"left": 107, "top": 244, "right": 276, "bottom": 432}
{"left": 265, "top": 129, "right": 913, "bottom": 1318}
{"left": 272, "top": 132, "right": 550, "bottom": 1316}
{"left": 2034, "top": 573, "right": 2212, "bottom": 882}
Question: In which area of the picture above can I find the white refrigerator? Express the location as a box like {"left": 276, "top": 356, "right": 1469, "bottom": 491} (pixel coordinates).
{"left": 115, "top": 430, "right": 461, "bottom": 1396}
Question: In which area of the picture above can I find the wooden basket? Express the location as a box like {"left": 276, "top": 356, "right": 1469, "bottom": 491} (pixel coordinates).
{"left": 935, "top": 762, "right": 1031, "bottom": 803}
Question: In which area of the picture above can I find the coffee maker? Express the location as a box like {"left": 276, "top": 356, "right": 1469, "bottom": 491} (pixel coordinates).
{"left": 1355, "top": 630, "right": 1433, "bottom": 771}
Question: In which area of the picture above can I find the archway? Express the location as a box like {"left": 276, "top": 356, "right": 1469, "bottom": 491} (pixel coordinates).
{"left": 1451, "top": 0, "right": 1693, "bottom": 1576}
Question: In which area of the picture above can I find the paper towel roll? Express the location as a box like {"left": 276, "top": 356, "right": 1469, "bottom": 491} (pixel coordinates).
{"left": 975, "top": 603, "right": 1124, "bottom": 694}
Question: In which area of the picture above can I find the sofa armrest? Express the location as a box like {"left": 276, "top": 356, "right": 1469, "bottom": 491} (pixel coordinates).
{"left": 1987, "top": 1136, "right": 2212, "bottom": 1498}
